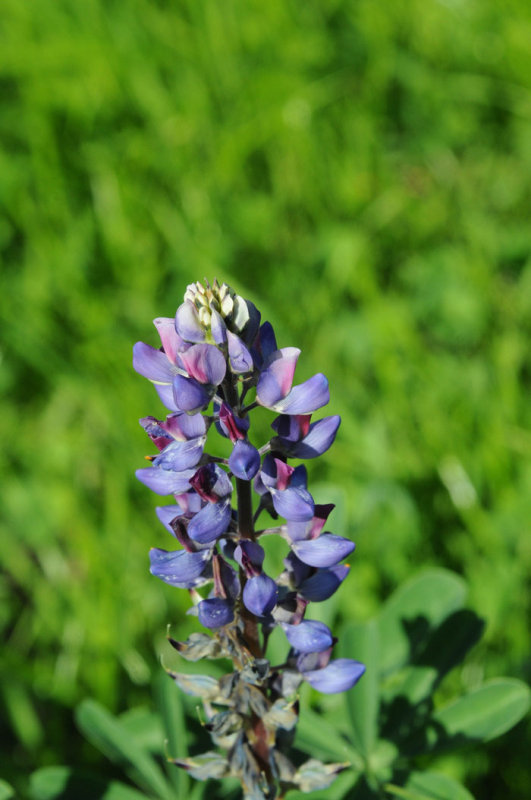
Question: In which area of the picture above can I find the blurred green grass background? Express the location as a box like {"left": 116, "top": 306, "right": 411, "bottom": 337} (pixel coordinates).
{"left": 1, "top": 0, "right": 530, "bottom": 796}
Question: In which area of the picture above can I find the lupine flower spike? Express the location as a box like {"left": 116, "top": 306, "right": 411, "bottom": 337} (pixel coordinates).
{"left": 134, "top": 280, "right": 365, "bottom": 799}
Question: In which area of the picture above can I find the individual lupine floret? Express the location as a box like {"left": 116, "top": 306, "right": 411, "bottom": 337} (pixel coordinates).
{"left": 256, "top": 347, "right": 329, "bottom": 414}
{"left": 254, "top": 456, "right": 314, "bottom": 522}
{"left": 235, "top": 541, "right": 278, "bottom": 617}
{"left": 270, "top": 413, "right": 341, "bottom": 459}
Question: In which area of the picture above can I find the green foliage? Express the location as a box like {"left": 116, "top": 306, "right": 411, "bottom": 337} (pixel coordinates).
{"left": 294, "top": 570, "right": 530, "bottom": 799}
{"left": 2, "top": 0, "right": 531, "bottom": 796}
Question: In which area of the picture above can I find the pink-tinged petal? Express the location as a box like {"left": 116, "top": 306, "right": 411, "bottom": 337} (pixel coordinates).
{"left": 155, "top": 383, "right": 179, "bottom": 412}
{"left": 175, "top": 301, "right": 206, "bottom": 343}
{"left": 180, "top": 343, "right": 226, "bottom": 386}
{"left": 282, "top": 620, "right": 334, "bottom": 653}
{"left": 303, "top": 659, "right": 365, "bottom": 694}
{"left": 287, "top": 504, "right": 335, "bottom": 542}
{"left": 175, "top": 491, "right": 204, "bottom": 515}
{"left": 210, "top": 307, "right": 228, "bottom": 345}
{"left": 161, "top": 412, "right": 206, "bottom": 441}
{"left": 139, "top": 416, "right": 172, "bottom": 451}
{"left": 149, "top": 548, "right": 210, "bottom": 588}
{"left": 271, "top": 486, "right": 314, "bottom": 522}
{"left": 270, "top": 373, "right": 329, "bottom": 415}
{"left": 198, "top": 598, "right": 234, "bottom": 628}
{"left": 153, "top": 437, "right": 205, "bottom": 472}
{"left": 218, "top": 402, "right": 249, "bottom": 442}
{"left": 292, "top": 533, "right": 355, "bottom": 568}
{"left": 228, "top": 440, "right": 261, "bottom": 480}
{"left": 133, "top": 342, "right": 175, "bottom": 383}
{"left": 256, "top": 348, "right": 301, "bottom": 408}
{"left": 135, "top": 467, "right": 195, "bottom": 495}
{"left": 299, "top": 565, "right": 350, "bottom": 602}
{"left": 172, "top": 375, "right": 211, "bottom": 413}
{"left": 227, "top": 330, "right": 254, "bottom": 374}
{"left": 243, "top": 574, "right": 278, "bottom": 617}
{"left": 288, "top": 415, "right": 341, "bottom": 458}
{"left": 188, "top": 497, "right": 232, "bottom": 544}
{"left": 153, "top": 317, "right": 185, "bottom": 365}
{"left": 271, "top": 414, "right": 311, "bottom": 442}
{"left": 274, "top": 458, "right": 295, "bottom": 491}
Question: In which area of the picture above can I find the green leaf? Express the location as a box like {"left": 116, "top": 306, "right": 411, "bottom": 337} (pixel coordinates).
{"left": 118, "top": 707, "right": 166, "bottom": 753}
{"left": 75, "top": 700, "right": 173, "bottom": 799}
{"left": 339, "top": 619, "right": 379, "bottom": 758}
{"left": 380, "top": 610, "right": 485, "bottom": 741}
{"left": 377, "top": 570, "right": 467, "bottom": 676}
{"left": 28, "top": 767, "right": 149, "bottom": 800}
{"left": 295, "top": 707, "right": 362, "bottom": 768}
{"left": 404, "top": 678, "right": 531, "bottom": 756}
{"left": 153, "top": 671, "right": 190, "bottom": 795}
{"left": 386, "top": 770, "right": 475, "bottom": 800}
{"left": 0, "top": 780, "right": 15, "bottom": 800}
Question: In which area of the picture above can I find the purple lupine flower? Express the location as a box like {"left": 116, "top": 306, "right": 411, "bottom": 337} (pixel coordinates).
{"left": 256, "top": 348, "right": 329, "bottom": 415}
{"left": 271, "top": 414, "right": 341, "bottom": 459}
{"left": 134, "top": 280, "right": 364, "bottom": 797}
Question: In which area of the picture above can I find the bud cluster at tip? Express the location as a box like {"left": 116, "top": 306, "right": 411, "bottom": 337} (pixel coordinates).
{"left": 133, "top": 280, "right": 365, "bottom": 799}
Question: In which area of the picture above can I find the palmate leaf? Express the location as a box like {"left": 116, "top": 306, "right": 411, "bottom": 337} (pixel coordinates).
{"left": 377, "top": 570, "right": 467, "bottom": 676}
{"left": 153, "top": 671, "right": 191, "bottom": 796}
{"left": 380, "top": 609, "right": 485, "bottom": 741}
{"left": 385, "top": 770, "right": 474, "bottom": 800}
{"left": 75, "top": 700, "right": 173, "bottom": 799}
{"left": 295, "top": 706, "right": 362, "bottom": 767}
{"left": 28, "top": 767, "right": 149, "bottom": 800}
{"left": 338, "top": 620, "right": 379, "bottom": 759}
{"left": 402, "top": 678, "right": 531, "bottom": 756}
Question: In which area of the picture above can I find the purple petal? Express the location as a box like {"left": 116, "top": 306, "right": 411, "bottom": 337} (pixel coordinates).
{"left": 234, "top": 541, "right": 265, "bottom": 577}
{"left": 153, "top": 317, "right": 185, "bottom": 365}
{"left": 299, "top": 565, "right": 350, "bottom": 601}
{"left": 198, "top": 598, "right": 234, "bottom": 629}
{"left": 190, "top": 464, "right": 233, "bottom": 502}
{"left": 290, "top": 464, "right": 308, "bottom": 489}
{"left": 152, "top": 437, "right": 205, "bottom": 472}
{"left": 175, "top": 491, "right": 203, "bottom": 515}
{"left": 253, "top": 322, "right": 278, "bottom": 368}
{"left": 228, "top": 440, "right": 261, "bottom": 480}
{"left": 156, "top": 504, "right": 181, "bottom": 535}
{"left": 175, "top": 301, "right": 206, "bottom": 343}
{"left": 139, "top": 416, "right": 172, "bottom": 451}
{"left": 283, "top": 552, "right": 313, "bottom": 585}
{"left": 155, "top": 383, "right": 179, "bottom": 412}
{"left": 227, "top": 330, "right": 254, "bottom": 374}
{"left": 286, "top": 504, "right": 335, "bottom": 542}
{"left": 303, "top": 659, "right": 366, "bottom": 694}
{"left": 188, "top": 497, "right": 232, "bottom": 544}
{"left": 280, "top": 416, "right": 341, "bottom": 459}
{"left": 210, "top": 308, "right": 227, "bottom": 345}
{"left": 161, "top": 412, "right": 206, "bottom": 441}
{"left": 292, "top": 533, "right": 355, "bottom": 568}
{"left": 243, "top": 574, "right": 278, "bottom": 617}
{"left": 133, "top": 342, "right": 175, "bottom": 383}
{"left": 256, "top": 348, "right": 301, "bottom": 408}
{"left": 282, "top": 620, "right": 334, "bottom": 653}
{"left": 180, "top": 344, "right": 226, "bottom": 386}
{"left": 271, "top": 486, "right": 314, "bottom": 522}
{"left": 149, "top": 548, "right": 210, "bottom": 588}
{"left": 271, "top": 414, "right": 311, "bottom": 442}
{"left": 135, "top": 467, "right": 195, "bottom": 495}
{"left": 218, "top": 403, "right": 249, "bottom": 442}
{"left": 172, "top": 375, "right": 211, "bottom": 413}
{"left": 270, "top": 374, "right": 330, "bottom": 415}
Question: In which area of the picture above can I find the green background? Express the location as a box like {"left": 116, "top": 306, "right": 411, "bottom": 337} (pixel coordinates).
{"left": 1, "top": 0, "right": 530, "bottom": 796}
